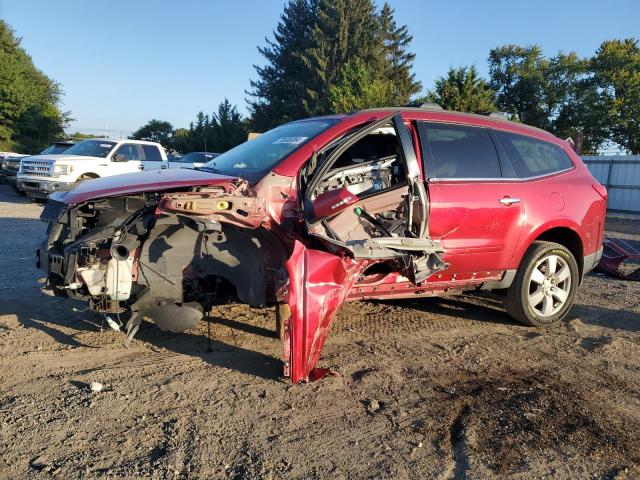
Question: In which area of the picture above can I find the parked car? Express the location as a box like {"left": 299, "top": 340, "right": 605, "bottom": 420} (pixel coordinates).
{"left": 170, "top": 151, "right": 221, "bottom": 169}
{"left": 36, "top": 107, "right": 607, "bottom": 383}
{"left": 0, "top": 151, "right": 25, "bottom": 160}
{"left": 1, "top": 142, "right": 75, "bottom": 190}
{"left": 0, "top": 153, "right": 28, "bottom": 185}
{"left": 17, "top": 138, "right": 168, "bottom": 199}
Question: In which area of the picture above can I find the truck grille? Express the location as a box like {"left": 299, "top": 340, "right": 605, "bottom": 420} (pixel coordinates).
{"left": 21, "top": 159, "right": 53, "bottom": 177}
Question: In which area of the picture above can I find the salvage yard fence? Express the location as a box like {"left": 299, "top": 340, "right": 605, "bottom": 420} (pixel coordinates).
{"left": 582, "top": 155, "right": 640, "bottom": 215}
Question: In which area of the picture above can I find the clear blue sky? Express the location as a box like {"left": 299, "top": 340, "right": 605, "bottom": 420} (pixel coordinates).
{"left": 2, "top": 0, "right": 639, "bottom": 137}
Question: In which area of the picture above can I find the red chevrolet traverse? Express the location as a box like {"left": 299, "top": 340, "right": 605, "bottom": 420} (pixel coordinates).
{"left": 38, "top": 106, "right": 607, "bottom": 382}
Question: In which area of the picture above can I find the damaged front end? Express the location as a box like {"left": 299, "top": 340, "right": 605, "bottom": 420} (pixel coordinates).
{"left": 38, "top": 113, "right": 449, "bottom": 384}
{"left": 38, "top": 180, "right": 289, "bottom": 344}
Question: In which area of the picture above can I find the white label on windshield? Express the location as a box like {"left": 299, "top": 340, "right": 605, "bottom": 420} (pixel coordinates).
{"left": 100, "top": 144, "right": 113, "bottom": 148}
{"left": 273, "top": 136, "right": 307, "bottom": 145}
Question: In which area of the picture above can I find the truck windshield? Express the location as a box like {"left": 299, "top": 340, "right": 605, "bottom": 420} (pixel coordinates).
{"left": 199, "top": 119, "right": 338, "bottom": 181}
{"left": 40, "top": 144, "right": 72, "bottom": 155}
{"left": 63, "top": 140, "right": 117, "bottom": 158}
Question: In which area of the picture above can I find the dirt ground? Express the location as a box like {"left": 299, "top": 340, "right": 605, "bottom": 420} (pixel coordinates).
{"left": 0, "top": 184, "right": 639, "bottom": 479}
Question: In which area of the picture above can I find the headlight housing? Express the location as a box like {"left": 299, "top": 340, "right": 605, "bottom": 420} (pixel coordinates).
{"left": 51, "top": 164, "right": 73, "bottom": 177}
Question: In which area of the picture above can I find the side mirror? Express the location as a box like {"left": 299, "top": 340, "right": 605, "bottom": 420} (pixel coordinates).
{"left": 113, "top": 153, "right": 126, "bottom": 162}
{"left": 312, "top": 187, "right": 358, "bottom": 218}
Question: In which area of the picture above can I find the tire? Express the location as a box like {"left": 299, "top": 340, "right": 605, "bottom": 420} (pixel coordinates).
{"left": 10, "top": 184, "right": 25, "bottom": 195}
{"left": 70, "top": 175, "right": 99, "bottom": 190}
{"left": 503, "top": 241, "right": 579, "bottom": 327}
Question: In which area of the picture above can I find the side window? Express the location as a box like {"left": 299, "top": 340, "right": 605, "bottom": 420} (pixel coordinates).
{"left": 420, "top": 123, "right": 501, "bottom": 179}
{"left": 494, "top": 131, "right": 574, "bottom": 177}
{"left": 114, "top": 143, "right": 143, "bottom": 161}
{"left": 142, "top": 145, "right": 162, "bottom": 161}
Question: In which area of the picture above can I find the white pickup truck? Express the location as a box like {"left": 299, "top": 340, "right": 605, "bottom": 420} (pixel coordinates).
{"left": 16, "top": 138, "right": 193, "bottom": 199}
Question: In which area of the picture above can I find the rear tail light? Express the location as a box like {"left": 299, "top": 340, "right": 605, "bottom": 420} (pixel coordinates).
{"left": 592, "top": 183, "right": 608, "bottom": 200}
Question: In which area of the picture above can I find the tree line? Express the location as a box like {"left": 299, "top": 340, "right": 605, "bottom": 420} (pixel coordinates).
{"left": 2, "top": 2, "right": 639, "bottom": 156}
{"left": 0, "top": 21, "right": 69, "bottom": 153}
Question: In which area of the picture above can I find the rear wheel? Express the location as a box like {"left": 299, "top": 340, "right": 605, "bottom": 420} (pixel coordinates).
{"left": 503, "top": 241, "right": 578, "bottom": 326}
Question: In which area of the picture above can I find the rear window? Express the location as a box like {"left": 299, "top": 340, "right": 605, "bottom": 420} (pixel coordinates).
{"left": 142, "top": 145, "right": 163, "bottom": 161}
{"left": 421, "top": 123, "right": 501, "bottom": 179}
{"left": 495, "top": 131, "right": 573, "bottom": 177}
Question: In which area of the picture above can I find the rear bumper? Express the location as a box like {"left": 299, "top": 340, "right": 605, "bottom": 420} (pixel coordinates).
{"left": 583, "top": 247, "right": 603, "bottom": 276}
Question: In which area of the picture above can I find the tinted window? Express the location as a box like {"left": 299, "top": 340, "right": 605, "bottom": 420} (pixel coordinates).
{"left": 422, "top": 123, "right": 501, "bottom": 179}
{"left": 114, "top": 144, "right": 143, "bottom": 161}
{"left": 495, "top": 131, "right": 573, "bottom": 177}
{"left": 142, "top": 145, "right": 162, "bottom": 161}
{"left": 41, "top": 144, "right": 73, "bottom": 155}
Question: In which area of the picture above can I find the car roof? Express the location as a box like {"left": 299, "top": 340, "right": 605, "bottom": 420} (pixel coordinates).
{"left": 350, "top": 107, "right": 555, "bottom": 138}
{"left": 286, "top": 107, "right": 557, "bottom": 142}
{"left": 273, "top": 106, "right": 565, "bottom": 177}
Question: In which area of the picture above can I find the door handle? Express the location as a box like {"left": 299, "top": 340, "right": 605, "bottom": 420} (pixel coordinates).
{"left": 161, "top": 165, "right": 167, "bottom": 169}
{"left": 499, "top": 196, "right": 521, "bottom": 206}
{"left": 138, "top": 165, "right": 144, "bottom": 171}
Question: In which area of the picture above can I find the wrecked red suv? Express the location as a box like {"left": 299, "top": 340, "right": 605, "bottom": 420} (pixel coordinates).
{"left": 38, "top": 108, "right": 607, "bottom": 383}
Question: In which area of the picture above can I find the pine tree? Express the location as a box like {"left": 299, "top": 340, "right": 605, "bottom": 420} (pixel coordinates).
{"left": 247, "top": 0, "right": 319, "bottom": 131}
{"left": 302, "top": 0, "right": 380, "bottom": 113}
{"left": 209, "top": 99, "right": 248, "bottom": 152}
{"left": 377, "top": 3, "right": 422, "bottom": 104}
{"left": 248, "top": 0, "right": 420, "bottom": 128}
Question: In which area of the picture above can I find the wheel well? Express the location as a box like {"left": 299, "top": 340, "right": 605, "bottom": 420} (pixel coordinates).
{"left": 79, "top": 172, "right": 100, "bottom": 179}
{"left": 535, "top": 227, "right": 584, "bottom": 277}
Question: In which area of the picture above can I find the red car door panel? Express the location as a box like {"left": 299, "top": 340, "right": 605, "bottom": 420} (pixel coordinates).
{"left": 427, "top": 181, "right": 525, "bottom": 274}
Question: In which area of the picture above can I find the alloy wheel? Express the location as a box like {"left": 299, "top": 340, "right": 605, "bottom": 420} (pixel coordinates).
{"left": 527, "top": 254, "right": 572, "bottom": 318}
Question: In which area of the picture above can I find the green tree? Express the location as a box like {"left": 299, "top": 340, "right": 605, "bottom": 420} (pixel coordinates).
{"left": 328, "top": 58, "right": 394, "bottom": 112}
{"left": 247, "top": 0, "right": 319, "bottom": 131}
{"left": 0, "top": 21, "right": 69, "bottom": 153}
{"left": 488, "top": 45, "right": 549, "bottom": 127}
{"left": 248, "top": 0, "right": 420, "bottom": 127}
{"left": 427, "top": 66, "right": 496, "bottom": 113}
{"left": 130, "top": 119, "right": 174, "bottom": 146}
{"left": 488, "top": 44, "right": 604, "bottom": 152}
{"left": 590, "top": 38, "right": 640, "bottom": 154}
{"left": 171, "top": 128, "right": 190, "bottom": 153}
{"left": 208, "top": 99, "right": 248, "bottom": 152}
{"left": 377, "top": 3, "right": 421, "bottom": 104}
{"left": 303, "top": 0, "right": 381, "bottom": 114}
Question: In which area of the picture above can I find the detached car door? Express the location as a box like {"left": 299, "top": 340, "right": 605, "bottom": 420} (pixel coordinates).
{"left": 283, "top": 114, "right": 446, "bottom": 383}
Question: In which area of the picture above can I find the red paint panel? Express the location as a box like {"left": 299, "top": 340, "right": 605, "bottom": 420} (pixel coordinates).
{"left": 284, "top": 241, "right": 366, "bottom": 383}
{"left": 427, "top": 181, "right": 525, "bottom": 274}
{"left": 50, "top": 169, "right": 234, "bottom": 205}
